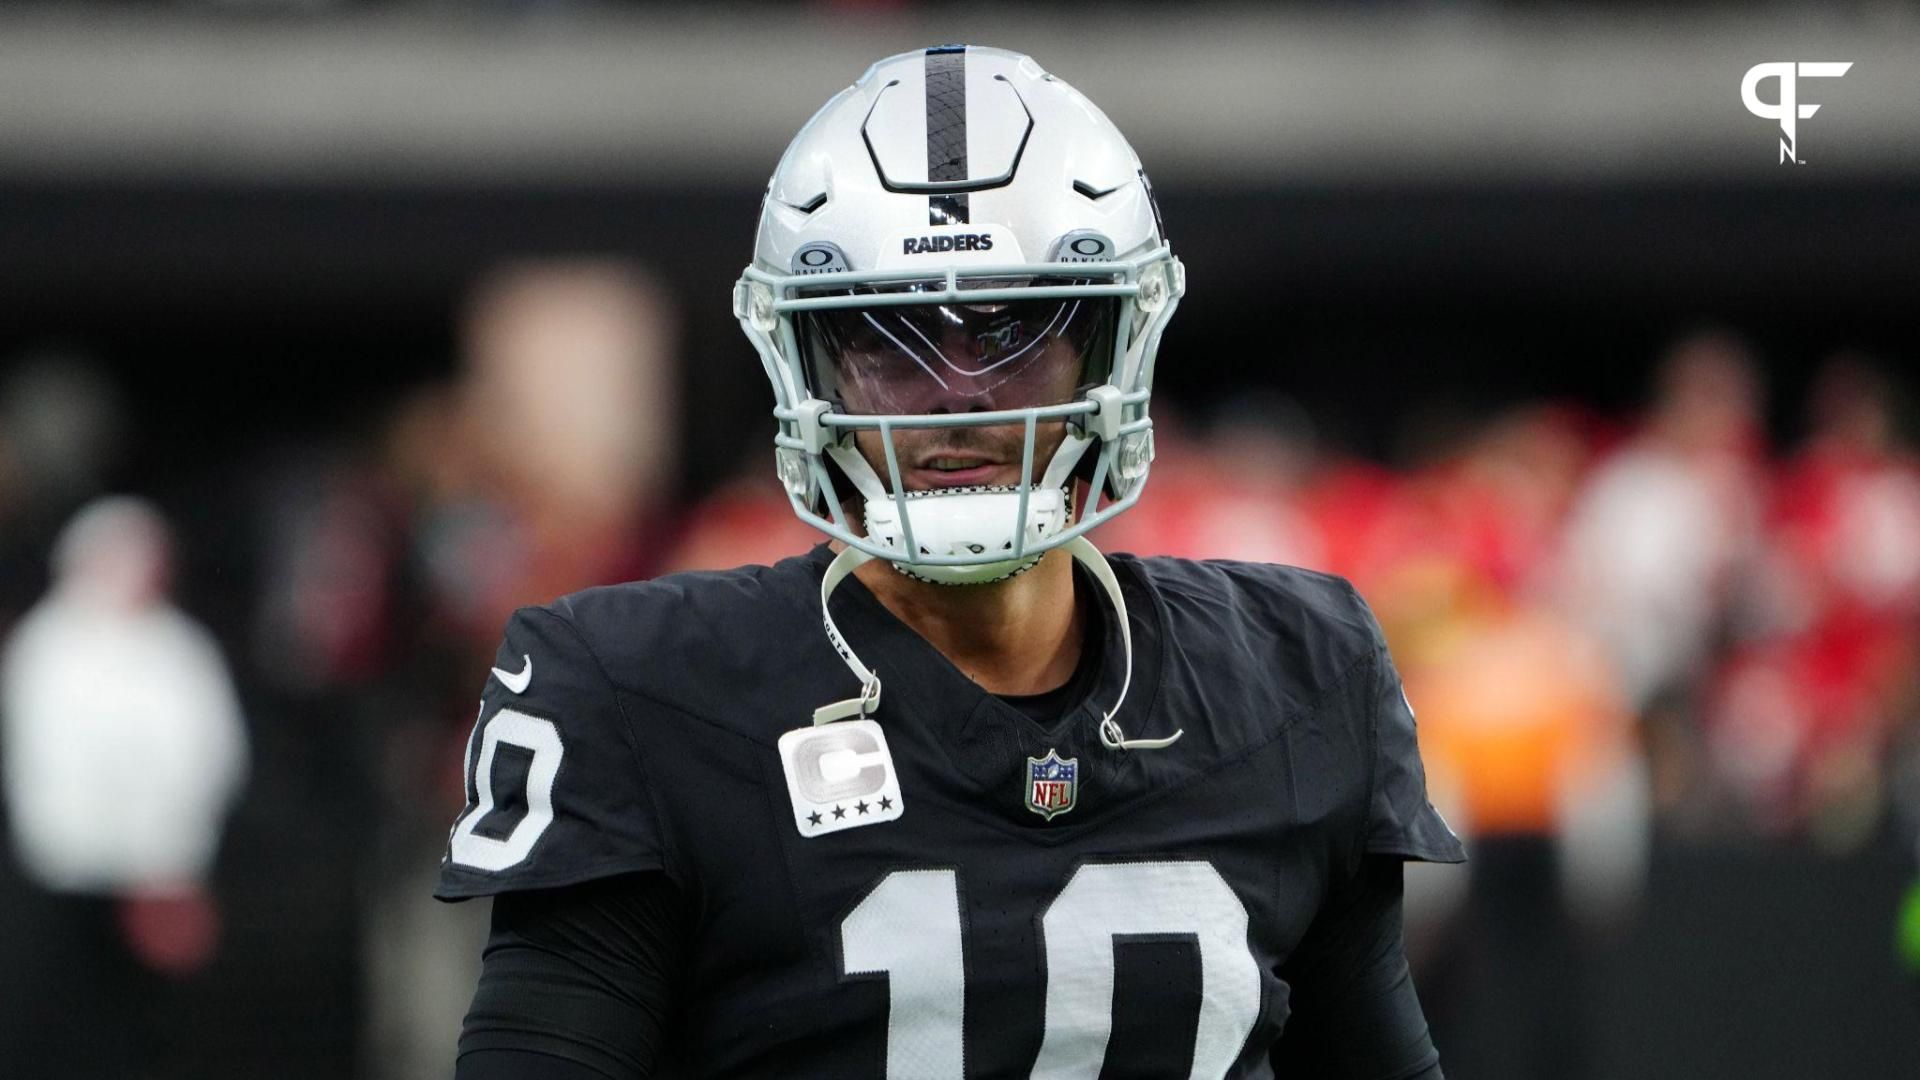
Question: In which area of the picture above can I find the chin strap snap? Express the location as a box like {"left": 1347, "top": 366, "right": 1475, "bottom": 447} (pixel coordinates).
{"left": 814, "top": 546, "right": 881, "bottom": 725}
{"left": 813, "top": 538, "right": 1184, "bottom": 752}
{"left": 1069, "top": 537, "right": 1183, "bottom": 751}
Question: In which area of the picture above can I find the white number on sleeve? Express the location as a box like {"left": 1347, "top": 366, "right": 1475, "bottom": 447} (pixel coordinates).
{"left": 448, "top": 709, "right": 563, "bottom": 871}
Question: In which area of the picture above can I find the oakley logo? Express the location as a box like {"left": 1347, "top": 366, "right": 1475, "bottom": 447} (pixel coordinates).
{"left": 791, "top": 241, "right": 850, "bottom": 275}
{"left": 903, "top": 233, "right": 994, "bottom": 255}
{"left": 1050, "top": 230, "right": 1114, "bottom": 263}
{"left": 1741, "top": 62, "right": 1853, "bottom": 164}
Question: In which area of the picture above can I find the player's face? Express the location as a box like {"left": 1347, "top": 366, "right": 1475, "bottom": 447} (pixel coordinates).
{"left": 800, "top": 292, "right": 1114, "bottom": 492}
{"left": 842, "top": 329, "right": 1082, "bottom": 492}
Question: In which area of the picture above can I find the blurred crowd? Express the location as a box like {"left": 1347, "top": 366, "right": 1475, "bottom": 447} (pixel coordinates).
{"left": 1, "top": 259, "right": 1916, "bottom": 1077}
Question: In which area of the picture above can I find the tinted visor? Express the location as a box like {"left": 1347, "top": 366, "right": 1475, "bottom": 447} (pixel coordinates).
{"left": 797, "top": 285, "right": 1117, "bottom": 417}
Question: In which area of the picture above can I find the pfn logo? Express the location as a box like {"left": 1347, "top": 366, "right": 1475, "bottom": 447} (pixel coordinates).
{"left": 1741, "top": 62, "right": 1853, "bottom": 164}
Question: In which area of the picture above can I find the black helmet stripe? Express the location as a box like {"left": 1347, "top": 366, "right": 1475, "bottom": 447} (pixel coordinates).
{"left": 924, "top": 45, "right": 970, "bottom": 225}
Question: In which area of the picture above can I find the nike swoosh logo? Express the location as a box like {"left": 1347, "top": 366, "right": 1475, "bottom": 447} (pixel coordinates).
{"left": 491, "top": 654, "right": 533, "bottom": 695}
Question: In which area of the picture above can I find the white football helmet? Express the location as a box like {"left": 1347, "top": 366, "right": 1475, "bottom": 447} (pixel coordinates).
{"left": 735, "top": 44, "right": 1183, "bottom": 586}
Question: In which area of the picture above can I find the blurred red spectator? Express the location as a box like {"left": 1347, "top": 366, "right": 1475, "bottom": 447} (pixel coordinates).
{"left": 1093, "top": 400, "right": 1327, "bottom": 567}
{"left": 662, "top": 471, "right": 823, "bottom": 573}
{"left": 1338, "top": 403, "right": 1599, "bottom": 601}
{"left": 1706, "top": 355, "right": 1920, "bottom": 845}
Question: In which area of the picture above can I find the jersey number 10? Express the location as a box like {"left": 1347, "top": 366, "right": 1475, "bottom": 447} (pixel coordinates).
{"left": 841, "top": 862, "right": 1262, "bottom": 1079}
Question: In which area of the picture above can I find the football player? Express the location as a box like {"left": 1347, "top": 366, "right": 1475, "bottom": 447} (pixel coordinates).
{"left": 441, "top": 45, "right": 1465, "bottom": 1079}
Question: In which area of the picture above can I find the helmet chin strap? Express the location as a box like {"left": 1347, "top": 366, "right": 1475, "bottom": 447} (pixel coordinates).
{"left": 811, "top": 536, "right": 1184, "bottom": 752}
{"left": 823, "top": 428, "right": 1094, "bottom": 585}
{"left": 812, "top": 545, "right": 883, "bottom": 726}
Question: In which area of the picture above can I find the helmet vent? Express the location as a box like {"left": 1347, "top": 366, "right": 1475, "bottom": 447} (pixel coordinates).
{"left": 1072, "top": 179, "right": 1120, "bottom": 201}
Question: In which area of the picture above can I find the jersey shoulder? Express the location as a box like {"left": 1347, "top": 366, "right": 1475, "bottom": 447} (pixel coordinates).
{"left": 1119, "top": 553, "right": 1379, "bottom": 698}
{"left": 1117, "top": 553, "right": 1463, "bottom": 864}
{"left": 552, "top": 549, "right": 824, "bottom": 656}
{"left": 436, "top": 549, "right": 834, "bottom": 901}
{"left": 545, "top": 548, "right": 835, "bottom": 734}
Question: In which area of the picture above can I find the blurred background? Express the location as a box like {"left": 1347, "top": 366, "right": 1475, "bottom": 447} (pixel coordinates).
{"left": 2, "top": 2, "right": 1918, "bottom": 1078}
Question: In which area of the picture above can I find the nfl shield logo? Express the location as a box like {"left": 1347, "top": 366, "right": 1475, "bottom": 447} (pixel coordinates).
{"left": 1026, "top": 750, "right": 1079, "bottom": 820}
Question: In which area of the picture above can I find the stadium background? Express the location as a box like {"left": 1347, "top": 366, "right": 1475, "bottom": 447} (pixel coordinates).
{"left": 2, "top": 2, "right": 1918, "bottom": 1077}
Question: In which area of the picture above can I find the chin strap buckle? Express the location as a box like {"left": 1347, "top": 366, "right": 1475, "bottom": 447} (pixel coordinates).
{"left": 813, "top": 672, "right": 882, "bottom": 727}
{"left": 1099, "top": 715, "right": 1183, "bottom": 752}
{"left": 1065, "top": 536, "right": 1184, "bottom": 753}
{"left": 813, "top": 545, "right": 882, "bottom": 726}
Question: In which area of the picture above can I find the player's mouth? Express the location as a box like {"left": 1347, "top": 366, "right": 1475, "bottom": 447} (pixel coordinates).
{"left": 911, "top": 454, "right": 1011, "bottom": 489}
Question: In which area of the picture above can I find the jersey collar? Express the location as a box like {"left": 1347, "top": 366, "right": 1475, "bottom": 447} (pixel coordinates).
{"left": 809, "top": 542, "right": 1170, "bottom": 823}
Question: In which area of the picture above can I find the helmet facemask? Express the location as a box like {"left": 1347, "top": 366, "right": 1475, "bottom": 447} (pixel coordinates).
{"left": 800, "top": 281, "right": 1108, "bottom": 584}
{"left": 738, "top": 256, "right": 1178, "bottom": 585}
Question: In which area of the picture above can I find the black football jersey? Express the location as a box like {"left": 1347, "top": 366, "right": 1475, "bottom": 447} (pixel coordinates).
{"left": 437, "top": 544, "right": 1465, "bottom": 1077}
